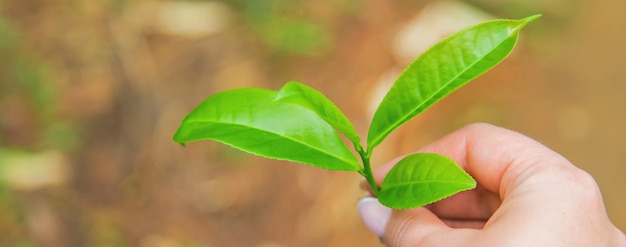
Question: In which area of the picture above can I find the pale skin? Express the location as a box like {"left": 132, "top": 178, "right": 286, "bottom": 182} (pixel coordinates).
{"left": 359, "top": 123, "right": 626, "bottom": 246}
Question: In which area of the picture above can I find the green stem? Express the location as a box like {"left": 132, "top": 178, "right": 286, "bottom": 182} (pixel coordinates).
{"left": 358, "top": 149, "right": 380, "bottom": 196}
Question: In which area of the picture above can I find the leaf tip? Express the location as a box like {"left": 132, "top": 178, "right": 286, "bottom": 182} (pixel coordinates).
{"left": 173, "top": 139, "right": 187, "bottom": 147}
{"left": 522, "top": 14, "right": 542, "bottom": 24}
{"left": 173, "top": 134, "right": 187, "bottom": 147}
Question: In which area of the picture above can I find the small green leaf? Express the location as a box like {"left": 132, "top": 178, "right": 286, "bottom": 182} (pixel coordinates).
{"left": 367, "top": 15, "right": 541, "bottom": 150}
{"left": 378, "top": 153, "right": 476, "bottom": 209}
{"left": 173, "top": 88, "right": 360, "bottom": 171}
{"left": 275, "top": 81, "right": 361, "bottom": 147}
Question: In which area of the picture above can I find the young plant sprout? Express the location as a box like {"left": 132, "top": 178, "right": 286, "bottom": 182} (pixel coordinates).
{"left": 173, "top": 15, "right": 540, "bottom": 209}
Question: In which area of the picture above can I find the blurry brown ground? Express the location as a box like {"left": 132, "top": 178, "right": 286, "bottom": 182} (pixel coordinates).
{"left": 1, "top": 0, "right": 625, "bottom": 246}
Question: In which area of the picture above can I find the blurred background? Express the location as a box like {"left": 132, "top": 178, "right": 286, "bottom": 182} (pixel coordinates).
{"left": 0, "top": 0, "right": 625, "bottom": 246}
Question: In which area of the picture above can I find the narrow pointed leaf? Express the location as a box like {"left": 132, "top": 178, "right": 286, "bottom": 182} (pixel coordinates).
{"left": 378, "top": 153, "right": 476, "bottom": 209}
{"left": 367, "top": 15, "right": 541, "bottom": 150}
{"left": 173, "top": 88, "right": 360, "bottom": 171}
{"left": 275, "top": 81, "right": 361, "bottom": 146}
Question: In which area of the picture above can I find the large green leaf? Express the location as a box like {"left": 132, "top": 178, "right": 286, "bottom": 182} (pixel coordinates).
{"left": 367, "top": 15, "right": 540, "bottom": 150}
{"left": 275, "top": 81, "right": 361, "bottom": 147}
{"left": 173, "top": 88, "right": 360, "bottom": 171}
{"left": 378, "top": 153, "right": 476, "bottom": 209}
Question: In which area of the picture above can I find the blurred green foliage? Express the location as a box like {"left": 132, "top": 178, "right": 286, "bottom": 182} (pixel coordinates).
{"left": 221, "top": 0, "right": 356, "bottom": 55}
{"left": 0, "top": 15, "right": 79, "bottom": 152}
{"left": 0, "top": 13, "right": 77, "bottom": 247}
{"left": 0, "top": 182, "right": 31, "bottom": 247}
{"left": 465, "top": 0, "right": 584, "bottom": 23}
{"left": 0, "top": 15, "right": 26, "bottom": 235}
{"left": 255, "top": 17, "right": 330, "bottom": 56}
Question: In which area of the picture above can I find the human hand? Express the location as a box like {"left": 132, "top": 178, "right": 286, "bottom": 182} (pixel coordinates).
{"left": 358, "top": 123, "right": 626, "bottom": 246}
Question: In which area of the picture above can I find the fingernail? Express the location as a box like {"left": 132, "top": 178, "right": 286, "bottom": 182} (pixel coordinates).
{"left": 358, "top": 197, "right": 392, "bottom": 237}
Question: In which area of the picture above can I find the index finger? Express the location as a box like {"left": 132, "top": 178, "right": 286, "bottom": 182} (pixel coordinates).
{"left": 374, "top": 122, "right": 575, "bottom": 200}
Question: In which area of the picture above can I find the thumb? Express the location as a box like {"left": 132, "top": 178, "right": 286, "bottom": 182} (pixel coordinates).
{"left": 384, "top": 207, "right": 476, "bottom": 247}
{"left": 358, "top": 197, "right": 392, "bottom": 237}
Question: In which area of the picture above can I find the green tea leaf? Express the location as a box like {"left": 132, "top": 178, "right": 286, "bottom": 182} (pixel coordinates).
{"left": 367, "top": 15, "right": 541, "bottom": 150}
{"left": 173, "top": 88, "right": 360, "bottom": 171}
{"left": 378, "top": 153, "right": 476, "bottom": 209}
{"left": 275, "top": 81, "right": 361, "bottom": 147}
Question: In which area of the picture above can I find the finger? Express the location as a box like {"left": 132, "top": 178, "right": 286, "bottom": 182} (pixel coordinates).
{"left": 424, "top": 183, "right": 499, "bottom": 225}
{"left": 384, "top": 207, "right": 478, "bottom": 247}
{"left": 358, "top": 197, "right": 392, "bottom": 236}
{"left": 374, "top": 122, "right": 574, "bottom": 202}
{"left": 372, "top": 123, "right": 532, "bottom": 221}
